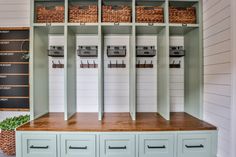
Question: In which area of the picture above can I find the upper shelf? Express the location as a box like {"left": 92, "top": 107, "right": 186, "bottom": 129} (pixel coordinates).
{"left": 32, "top": 0, "right": 201, "bottom": 34}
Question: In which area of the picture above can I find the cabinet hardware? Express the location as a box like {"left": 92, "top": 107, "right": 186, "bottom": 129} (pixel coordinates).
{"left": 48, "top": 46, "right": 64, "bottom": 57}
{"left": 77, "top": 46, "right": 98, "bottom": 57}
{"left": 136, "top": 46, "right": 156, "bottom": 57}
{"left": 147, "top": 145, "right": 166, "bottom": 149}
{"left": 136, "top": 60, "right": 153, "bottom": 68}
{"left": 170, "top": 46, "right": 185, "bottom": 57}
{"left": 114, "top": 22, "right": 120, "bottom": 26}
{"left": 169, "top": 60, "right": 181, "bottom": 68}
{"left": 52, "top": 60, "right": 64, "bottom": 68}
{"left": 185, "top": 144, "right": 204, "bottom": 148}
{"left": 108, "top": 60, "right": 126, "bottom": 68}
{"left": 30, "top": 145, "right": 49, "bottom": 149}
{"left": 80, "top": 60, "right": 98, "bottom": 68}
{"left": 69, "top": 146, "right": 88, "bottom": 149}
{"left": 108, "top": 146, "right": 127, "bottom": 149}
{"left": 107, "top": 46, "right": 126, "bottom": 57}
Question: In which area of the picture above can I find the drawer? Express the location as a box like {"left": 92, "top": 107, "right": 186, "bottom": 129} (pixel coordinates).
{"left": 22, "top": 134, "right": 57, "bottom": 157}
{"left": 61, "top": 134, "right": 96, "bottom": 157}
{"left": 177, "top": 133, "right": 212, "bottom": 157}
{"left": 100, "top": 134, "right": 135, "bottom": 157}
{"left": 139, "top": 134, "right": 175, "bottom": 157}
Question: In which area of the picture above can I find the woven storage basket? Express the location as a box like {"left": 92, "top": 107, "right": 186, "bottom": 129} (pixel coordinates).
{"left": 102, "top": 5, "right": 132, "bottom": 23}
{"left": 36, "top": 5, "right": 65, "bottom": 23}
{"left": 136, "top": 6, "right": 164, "bottom": 23}
{"left": 169, "top": 7, "right": 196, "bottom": 24}
{"left": 69, "top": 5, "right": 98, "bottom": 23}
{"left": 0, "top": 132, "right": 2, "bottom": 150}
{"left": 1, "top": 131, "right": 16, "bottom": 156}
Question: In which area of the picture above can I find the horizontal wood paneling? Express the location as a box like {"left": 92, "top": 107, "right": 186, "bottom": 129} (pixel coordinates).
{"left": 203, "top": 0, "right": 232, "bottom": 157}
{"left": 0, "top": 0, "right": 30, "bottom": 27}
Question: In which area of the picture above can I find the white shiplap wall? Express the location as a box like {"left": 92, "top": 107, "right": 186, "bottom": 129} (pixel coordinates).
{"left": 169, "top": 36, "right": 184, "bottom": 112}
{"left": 0, "top": 0, "right": 30, "bottom": 121}
{"left": 203, "top": 0, "right": 231, "bottom": 157}
{"left": 0, "top": 0, "right": 30, "bottom": 27}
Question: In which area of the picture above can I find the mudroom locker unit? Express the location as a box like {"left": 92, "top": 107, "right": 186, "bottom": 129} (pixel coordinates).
{"left": 16, "top": 0, "right": 218, "bottom": 157}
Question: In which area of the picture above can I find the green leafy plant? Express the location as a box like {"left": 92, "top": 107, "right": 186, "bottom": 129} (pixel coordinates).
{"left": 0, "top": 115, "right": 30, "bottom": 131}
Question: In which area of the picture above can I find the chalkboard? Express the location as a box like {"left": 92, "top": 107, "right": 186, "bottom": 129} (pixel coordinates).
{"left": 0, "top": 75, "right": 29, "bottom": 85}
{"left": 0, "top": 52, "right": 29, "bottom": 62}
{"left": 0, "top": 41, "right": 29, "bottom": 51}
{"left": 0, "top": 98, "right": 29, "bottom": 108}
{"left": 0, "top": 30, "right": 29, "bottom": 39}
{"left": 0, "top": 63, "right": 29, "bottom": 73}
{"left": 0, "top": 28, "right": 30, "bottom": 110}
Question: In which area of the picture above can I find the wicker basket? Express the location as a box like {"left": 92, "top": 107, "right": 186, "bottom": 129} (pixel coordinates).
{"left": 36, "top": 5, "right": 65, "bottom": 23}
{"left": 1, "top": 130, "right": 16, "bottom": 156}
{"left": 69, "top": 5, "right": 98, "bottom": 23}
{"left": 136, "top": 6, "right": 164, "bottom": 23}
{"left": 102, "top": 5, "right": 132, "bottom": 23}
{"left": 0, "top": 132, "right": 2, "bottom": 150}
{"left": 169, "top": 7, "right": 196, "bottom": 24}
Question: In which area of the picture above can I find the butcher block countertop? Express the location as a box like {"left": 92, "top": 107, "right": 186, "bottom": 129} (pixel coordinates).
{"left": 17, "top": 112, "right": 217, "bottom": 131}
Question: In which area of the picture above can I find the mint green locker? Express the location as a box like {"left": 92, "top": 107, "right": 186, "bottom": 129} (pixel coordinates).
{"left": 22, "top": 134, "right": 57, "bottom": 157}
{"left": 139, "top": 133, "right": 175, "bottom": 157}
{"left": 100, "top": 134, "right": 135, "bottom": 157}
{"left": 61, "top": 134, "right": 96, "bottom": 157}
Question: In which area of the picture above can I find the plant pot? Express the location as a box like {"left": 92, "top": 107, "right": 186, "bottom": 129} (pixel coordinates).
{"left": 1, "top": 130, "right": 16, "bottom": 155}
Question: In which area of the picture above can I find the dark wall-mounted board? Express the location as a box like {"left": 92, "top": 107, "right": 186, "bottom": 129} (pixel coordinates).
{"left": 0, "top": 75, "right": 29, "bottom": 85}
{"left": 0, "top": 86, "right": 29, "bottom": 97}
{"left": 0, "top": 63, "right": 29, "bottom": 73}
{"left": 0, "top": 52, "right": 29, "bottom": 62}
{"left": 0, "top": 27, "right": 30, "bottom": 111}
{"left": 0, "top": 41, "right": 29, "bottom": 51}
{"left": 0, "top": 98, "right": 29, "bottom": 109}
{"left": 0, "top": 30, "right": 29, "bottom": 40}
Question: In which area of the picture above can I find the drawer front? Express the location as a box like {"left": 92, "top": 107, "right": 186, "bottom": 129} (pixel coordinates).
{"left": 177, "top": 133, "right": 212, "bottom": 157}
{"left": 61, "top": 134, "right": 96, "bottom": 157}
{"left": 100, "top": 134, "right": 135, "bottom": 157}
{"left": 139, "top": 134, "right": 175, "bottom": 157}
{"left": 22, "top": 134, "right": 57, "bottom": 157}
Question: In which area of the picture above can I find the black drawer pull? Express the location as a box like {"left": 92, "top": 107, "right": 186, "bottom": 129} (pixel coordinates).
{"left": 69, "top": 146, "right": 87, "bottom": 149}
{"left": 108, "top": 146, "right": 127, "bottom": 149}
{"left": 30, "top": 145, "right": 49, "bottom": 149}
{"left": 148, "top": 145, "right": 166, "bottom": 149}
{"left": 185, "top": 144, "right": 204, "bottom": 148}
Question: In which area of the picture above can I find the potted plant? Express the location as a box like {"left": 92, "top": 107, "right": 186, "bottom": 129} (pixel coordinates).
{"left": 0, "top": 115, "right": 30, "bottom": 155}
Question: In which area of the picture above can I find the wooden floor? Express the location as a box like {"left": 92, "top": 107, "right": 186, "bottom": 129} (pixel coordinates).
{"left": 17, "top": 112, "right": 216, "bottom": 131}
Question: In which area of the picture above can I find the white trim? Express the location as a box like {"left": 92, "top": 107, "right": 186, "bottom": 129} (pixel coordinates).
{"left": 231, "top": 0, "right": 236, "bottom": 156}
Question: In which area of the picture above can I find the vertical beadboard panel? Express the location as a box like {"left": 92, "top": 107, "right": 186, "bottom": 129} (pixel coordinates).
{"left": 48, "top": 35, "right": 65, "bottom": 112}
{"left": 76, "top": 35, "right": 99, "bottom": 112}
{"left": 203, "top": 0, "right": 231, "bottom": 157}
{"left": 104, "top": 36, "right": 130, "bottom": 112}
{"left": 136, "top": 36, "right": 158, "bottom": 112}
{"left": 169, "top": 36, "right": 184, "bottom": 112}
